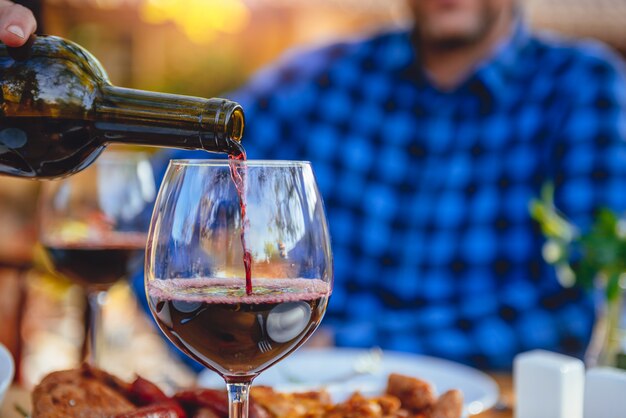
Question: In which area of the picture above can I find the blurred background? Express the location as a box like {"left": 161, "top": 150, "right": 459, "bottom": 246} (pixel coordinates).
{"left": 2, "top": 0, "right": 626, "bottom": 390}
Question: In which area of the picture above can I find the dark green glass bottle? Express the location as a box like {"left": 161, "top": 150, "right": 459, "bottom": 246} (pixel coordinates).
{"left": 0, "top": 35, "right": 245, "bottom": 179}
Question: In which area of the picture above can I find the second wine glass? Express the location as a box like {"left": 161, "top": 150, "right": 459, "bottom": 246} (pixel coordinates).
{"left": 38, "top": 150, "right": 156, "bottom": 366}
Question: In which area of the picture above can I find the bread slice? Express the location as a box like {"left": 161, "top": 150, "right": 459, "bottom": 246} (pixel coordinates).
{"left": 32, "top": 364, "right": 135, "bottom": 418}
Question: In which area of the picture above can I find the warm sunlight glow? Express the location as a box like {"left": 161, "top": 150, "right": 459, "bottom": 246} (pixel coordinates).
{"left": 140, "top": 0, "right": 250, "bottom": 43}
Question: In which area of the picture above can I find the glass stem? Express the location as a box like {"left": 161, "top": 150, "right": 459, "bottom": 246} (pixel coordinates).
{"left": 85, "top": 290, "right": 107, "bottom": 366}
{"left": 226, "top": 381, "right": 252, "bottom": 418}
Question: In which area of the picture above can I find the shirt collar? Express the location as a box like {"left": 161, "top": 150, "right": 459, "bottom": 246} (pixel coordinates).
{"left": 472, "top": 18, "right": 531, "bottom": 103}
{"left": 403, "top": 17, "right": 531, "bottom": 105}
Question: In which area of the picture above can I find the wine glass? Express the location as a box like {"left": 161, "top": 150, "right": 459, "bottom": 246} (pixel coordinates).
{"left": 38, "top": 150, "right": 156, "bottom": 365}
{"left": 145, "top": 160, "right": 333, "bottom": 418}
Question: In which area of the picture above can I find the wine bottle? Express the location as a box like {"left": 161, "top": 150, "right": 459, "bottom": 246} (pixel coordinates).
{"left": 0, "top": 35, "right": 245, "bottom": 179}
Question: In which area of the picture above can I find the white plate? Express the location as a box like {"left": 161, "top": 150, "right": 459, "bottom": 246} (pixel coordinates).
{"left": 0, "top": 343, "right": 15, "bottom": 407}
{"left": 198, "top": 347, "right": 499, "bottom": 416}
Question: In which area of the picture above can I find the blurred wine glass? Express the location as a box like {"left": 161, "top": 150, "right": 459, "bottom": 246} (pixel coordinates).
{"left": 145, "top": 160, "right": 333, "bottom": 418}
{"left": 38, "top": 150, "right": 156, "bottom": 366}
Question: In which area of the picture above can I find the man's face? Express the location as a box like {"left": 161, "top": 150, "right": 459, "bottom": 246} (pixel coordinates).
{"left": 407, "top": 0, "right": 513, "bottom": 48}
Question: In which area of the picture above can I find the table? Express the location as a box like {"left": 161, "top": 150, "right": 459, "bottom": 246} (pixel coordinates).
{"left": 475, "top": 373, "right": 513, "bottom": 418}
{"left": 2, "top": 386, "right": 29, "bottom": 418}
{"left": 1, "top": 374, "right": 514, "bottom": 418}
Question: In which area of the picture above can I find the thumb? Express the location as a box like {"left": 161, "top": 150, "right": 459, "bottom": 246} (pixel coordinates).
{"left": 0, "top": 1, "right": 37, "bottom": 47}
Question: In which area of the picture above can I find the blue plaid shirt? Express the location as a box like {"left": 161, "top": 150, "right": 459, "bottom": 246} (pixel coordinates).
{"left": 158, "top": 22, "right": 626, "bottom": 370}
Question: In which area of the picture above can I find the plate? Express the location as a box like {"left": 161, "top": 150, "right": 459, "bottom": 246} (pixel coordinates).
{"left": 0, "top": 343, "right": 14, "bottom": 407}
{"left": 198, "top": 347, "right": 499, "bottom": 416}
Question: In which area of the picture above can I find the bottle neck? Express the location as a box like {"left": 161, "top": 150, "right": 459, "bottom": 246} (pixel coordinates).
{"left": 94, "top": 85, "right": 244, "bottom": 155}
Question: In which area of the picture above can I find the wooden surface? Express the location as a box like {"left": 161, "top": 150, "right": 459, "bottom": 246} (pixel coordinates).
{"left": 1, "top": 386, "right": 29, "bottom": 418}
{"left": 1, "top": 373, "right": 514, "bottom": 418}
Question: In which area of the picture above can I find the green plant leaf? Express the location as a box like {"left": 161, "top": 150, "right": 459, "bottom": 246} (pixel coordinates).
{"left": 606, "top": 271, "right": 622, "bottom": 302}
{"left": 529, "top": 183, "right": 626, "bottom": 301}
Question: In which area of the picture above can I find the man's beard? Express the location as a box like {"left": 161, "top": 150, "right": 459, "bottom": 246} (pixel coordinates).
{"left": 414, "top": 5, "right": 502, "bottom": 51}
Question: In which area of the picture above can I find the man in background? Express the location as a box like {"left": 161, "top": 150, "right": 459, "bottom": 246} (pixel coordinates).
{"left": 6, "top": 0, "right": 626, "bottom": 370}
{"left": 215, "top": 0, "right": 626, "bottom": 369}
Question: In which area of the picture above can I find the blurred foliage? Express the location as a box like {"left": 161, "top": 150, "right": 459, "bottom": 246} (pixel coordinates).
{"left": 140, "top": 0, "right": 251, "bottom": 44}
{"left": 530, "top": 183, "right": 626, "bottom": 302}
{"left": 158, "top": 55, "right": 248, "bottom": 98}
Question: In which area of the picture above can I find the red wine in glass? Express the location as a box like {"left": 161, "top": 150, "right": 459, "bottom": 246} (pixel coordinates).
{"left": 148, "top": 278, "right": 331, "bottom": 377}
{"left": 43, "top": 233, "right": 147, "bottom": 290}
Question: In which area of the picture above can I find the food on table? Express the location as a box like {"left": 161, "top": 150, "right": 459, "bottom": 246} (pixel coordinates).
{"left": 30, "top": 364, "right": 463, "bottom": 418}
{"left": 251, "top": 373, "right": 463, "bottom": 418}
{"left": 32, "top": 365, "right": 135, "bottom": 417}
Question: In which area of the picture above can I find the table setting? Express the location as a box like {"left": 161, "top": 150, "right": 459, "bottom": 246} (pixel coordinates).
{"left": 0, "top": 157, "right": 511, "bottom": 418}
{"left": 0, "top": 149, "right": 624, "bottom": 418}
{"left": 1, "top": 1, "right": 626, "bottom": 417}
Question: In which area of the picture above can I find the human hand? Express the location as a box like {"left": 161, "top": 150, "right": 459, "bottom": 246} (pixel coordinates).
{"left": 0, "top": 0, "right": 36, "bottom": 47}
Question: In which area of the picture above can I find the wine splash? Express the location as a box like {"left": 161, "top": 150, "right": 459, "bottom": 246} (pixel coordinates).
{"left": 228, "top": 143, "right": 253, "bottom": 295}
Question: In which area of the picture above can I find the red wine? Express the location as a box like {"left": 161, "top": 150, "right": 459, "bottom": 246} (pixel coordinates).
{"left": 148, "top": 278, "right": 331, "bottom": 377}
{"left": 0, "top": 114, "right": 244, "bottom": 178}
{"left": 44, "top": 234, "right": 147, "bottom": 290}
{"left": 228, "top": 146, "right": 253, "bottom": 295}
{"left": 0, "top": 117, "right": 101, "bottom": 178}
